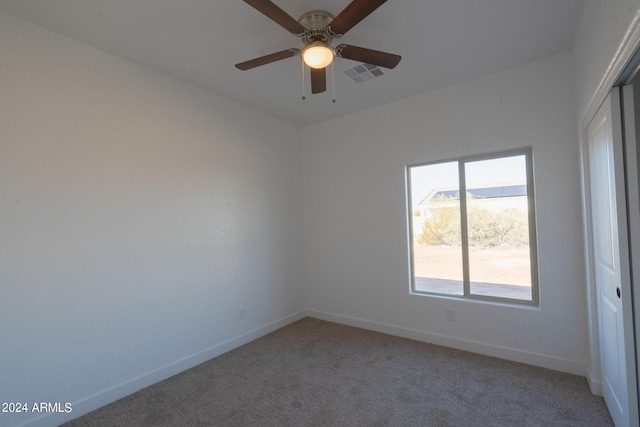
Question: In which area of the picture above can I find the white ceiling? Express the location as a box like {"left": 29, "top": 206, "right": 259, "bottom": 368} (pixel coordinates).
{"left": 0, "top": 0, "right": 584, "bottom": 126}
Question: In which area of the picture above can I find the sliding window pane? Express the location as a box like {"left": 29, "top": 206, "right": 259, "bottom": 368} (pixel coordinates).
{"left": 464, "top": 155, "right": 532, "bottom": 300}
{"left": 409, "top": 162, "right": 463, "bottom": 295}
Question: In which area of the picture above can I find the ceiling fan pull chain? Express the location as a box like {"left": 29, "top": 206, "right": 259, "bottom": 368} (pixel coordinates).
{"left": 301, "top": 59, "right": 306, "bottom": 100}
{"left": 332, "top": 62, "right": 335, "bottom": 103}
{"left": 331, "top": 61, "right": 336, "bottom": 103}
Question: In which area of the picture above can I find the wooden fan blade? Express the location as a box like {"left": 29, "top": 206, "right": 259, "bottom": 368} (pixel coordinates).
{"left": 336, "top": 44, "right": 401, "bottom": 69}
{"left": 243, "top": 0, "right": 307, "bottom": 34}
{"left": 329, "top": 0, "right": 387, "bottom": 36}
{"left": 310, "top": 67, "right": 327, "bottom": 94}
{"left": 235, "top": 49, "right": 299, "bottom": 70}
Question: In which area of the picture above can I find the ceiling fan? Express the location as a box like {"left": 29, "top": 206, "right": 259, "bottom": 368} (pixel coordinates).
{"left": 235, "top": 0, "right": 401, "bottom": 95}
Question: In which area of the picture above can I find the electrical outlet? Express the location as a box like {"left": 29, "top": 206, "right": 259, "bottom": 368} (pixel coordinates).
{"left": 445, "top": 308, "right": 455, "bottom": 322}
{"left": 238, "top": 307, "right": 246, "bottom": 320}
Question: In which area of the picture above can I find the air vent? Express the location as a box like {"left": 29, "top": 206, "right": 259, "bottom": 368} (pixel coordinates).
{"left": 344, "top": 63, "right": 384, "bottom": 83}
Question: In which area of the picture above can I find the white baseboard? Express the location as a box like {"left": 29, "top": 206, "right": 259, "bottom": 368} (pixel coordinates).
{"left": 307, "top": 309, "right": 588, "bottom": 378}
{"left": 586, "top": 369, "right": 603, "bottom": 396}
{"left": 18, "top": 310, "right": 307, "bottom": 427}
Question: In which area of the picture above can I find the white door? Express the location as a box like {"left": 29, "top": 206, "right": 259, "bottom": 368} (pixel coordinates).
{"left": 586, "top": 88, "right": 635, "bottom": 427}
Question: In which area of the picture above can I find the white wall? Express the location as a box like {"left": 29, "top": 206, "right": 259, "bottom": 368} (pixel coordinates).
{"left": 302, "top": 52, "right": 588, "bottom": 374}
{"left": 0, "top": 11, "right": 304, "bottom": 427}
{"left": 574, "top": 0, "right": 640, "bottom": 122}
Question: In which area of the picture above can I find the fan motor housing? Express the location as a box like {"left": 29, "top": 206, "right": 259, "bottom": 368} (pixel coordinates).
{"left": 299, "top": 10, "right": 335, "bottom": 45}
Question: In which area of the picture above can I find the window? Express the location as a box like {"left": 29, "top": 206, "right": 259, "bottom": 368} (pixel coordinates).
{"left": 406, "top": 149, "right": 539, "bottom": 304}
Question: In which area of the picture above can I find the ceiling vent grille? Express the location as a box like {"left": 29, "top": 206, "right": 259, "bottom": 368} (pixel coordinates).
{"left": 344, "top": 63, "right": 384, "bottom": 83}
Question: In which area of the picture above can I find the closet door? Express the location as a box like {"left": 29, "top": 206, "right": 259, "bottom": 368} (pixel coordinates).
{"left": 586, "top": 88, "right": 634, "bottom": 426}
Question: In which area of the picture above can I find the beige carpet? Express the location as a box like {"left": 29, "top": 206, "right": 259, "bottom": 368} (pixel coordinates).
{"left": 64, "top": 317, "right": 613, "bottom": 426}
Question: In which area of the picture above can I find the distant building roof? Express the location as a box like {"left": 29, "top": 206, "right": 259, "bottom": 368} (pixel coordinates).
{"left": 419, "top": 184, "right": 526, "bottom": 205}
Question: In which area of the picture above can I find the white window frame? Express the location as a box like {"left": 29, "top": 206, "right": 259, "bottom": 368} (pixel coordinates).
{"left": 406, "top": 147, "right": 539, "bottom": 305}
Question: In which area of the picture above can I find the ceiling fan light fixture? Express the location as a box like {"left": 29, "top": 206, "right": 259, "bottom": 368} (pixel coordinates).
{"left": 302, "top": 42, "right": 335, "bottom": 69}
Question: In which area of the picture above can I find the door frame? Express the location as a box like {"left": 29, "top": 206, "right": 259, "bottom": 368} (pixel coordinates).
{"left": 622, "top": 84, "right": 640, "bottom": 422}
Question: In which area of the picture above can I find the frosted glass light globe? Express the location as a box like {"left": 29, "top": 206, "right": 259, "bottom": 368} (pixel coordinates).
{"left": 302, "top": 43, "right": 334, "bottom": 69}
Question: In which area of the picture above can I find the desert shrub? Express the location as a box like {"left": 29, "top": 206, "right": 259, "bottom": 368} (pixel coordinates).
{"left": 467, "top": 206, "right": 529, "bottom": 248}
{"left": 418, "top": 203, "right": 529, "bottom": 248}
{"left": 418, "top": 206, "right": 461, "bottom": 246}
